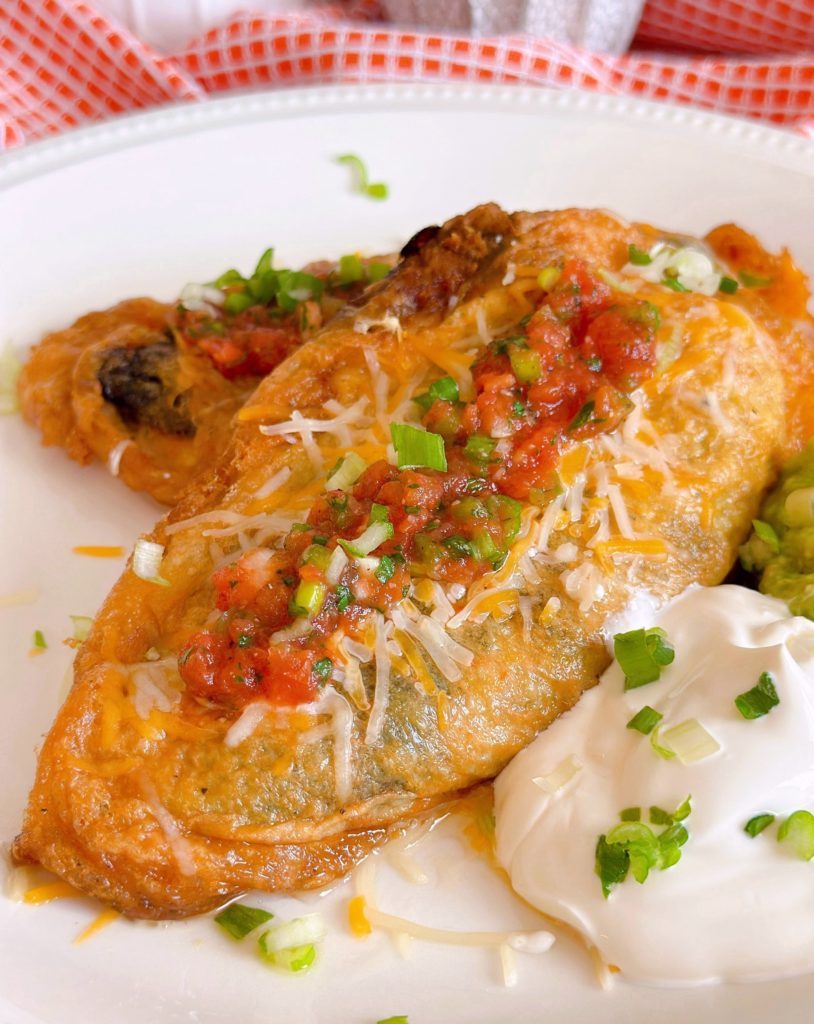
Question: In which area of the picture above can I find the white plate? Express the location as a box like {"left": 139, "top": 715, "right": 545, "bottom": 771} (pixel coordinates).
{"left": 1, "top": 83, "right": 813, "bottom": 1024}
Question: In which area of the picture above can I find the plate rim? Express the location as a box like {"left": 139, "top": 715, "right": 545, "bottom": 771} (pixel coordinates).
{"left": 2, "top": 81, "right": 814, "bottom": 191}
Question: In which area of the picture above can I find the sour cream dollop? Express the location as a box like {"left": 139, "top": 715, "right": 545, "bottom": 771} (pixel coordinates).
{"left": 495, "top": 585, "right": 814, "bottom": 985}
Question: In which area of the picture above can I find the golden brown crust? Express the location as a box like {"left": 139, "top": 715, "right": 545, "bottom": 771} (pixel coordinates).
{"left": 14, "top": 205, "right": 813, "bottom": 918}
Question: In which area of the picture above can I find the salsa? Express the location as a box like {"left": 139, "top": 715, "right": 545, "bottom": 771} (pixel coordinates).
{"left": 178, "top": 259, "right": 660, "bottom": 709}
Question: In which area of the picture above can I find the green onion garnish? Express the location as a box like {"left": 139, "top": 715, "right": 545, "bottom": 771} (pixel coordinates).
{"left": 32, "top": 629, "right": 47, "bottom": 650}
{"left": 650, "top": 725, "right": 676, "bottom": 761}
{"left": 744, "top": 813, "right": 775, "bottom": 838}
{"left": 751, "top": 519, "right": 780, "bottom": 554}
{"left": 336, "top": 153, "right": 389, "bottom": 201}
{"left": 595, "top": 834, "right": 632, "bottom": 898}
{"left": 649, "top": 806, "right": 673, "bottom": 826}
{"left": 464, "top": 434, "right": 497, "bottom": 464}
{"left": 661, "top": 275, "right": 689, "bottom": 293}
{"left": 613, "top": 627, "right": 675, "bottom": 690}
{"left": 596, "top": 798, "right": 691, "bottom": 897}
{"left": 509, "top": 347, "right": 542, "bottom": 384}
{"left": 777, "top": 810, "right": 814, "bottom": 861}
{"left": 734, "top": 671, "right": 779, "bottom": 720}
{"left": 413, "top": 376, "right": 459, "bottom": 411}
{"left": 376, "top": 1018, "right": 409, "bottom": 1024}
{"left": 326, "top": 451, "right": 366, "bottom": 492}
{"left": 443, "top": 535, "right": 473, "bottom": 559}
{"left": 626, "top": 705, "right": 662, "bottom": 735}
{"left": 313, "top": 656, "right": 333, "bottom": 680}
{"left": 390, "top": 423, "right": 447, "bottom": 471}
{"left": 428, "top": 376, "right": 460, "bottom": 403}
{"left": 718, "top": 276, "right": 739, "bottom": 294}
{"left": 69, "top": 616, "right": 93, "bottom": 642}
{"left": 374, "top": 555, "right": 396, "bottom": 584}
{"left": 628, "top": 244, "right": 653, "bottom": 266}
{"left": 567, "top": 400, "right": 596, "bottom": 433}
{"left": 292, "top": 580, "right": 327, "bottom": 617}
{"left": 537, "top": 266, "right": 561, "bottom": 290}
{"left": 367, "top": 262, "right": 391, "bottom": 283}
{"left": 214, "top": 902, "right": 274, "bottom": 940}
{"left": 338, "top": 253, "right": 365, "bottom": 284}
{"left": 338, "top": 519, "right": 394, "bottom": 558}
{"left": 738, "top": 270, "right": 773, "bottom": 288}
{"left": 257, "top": 913, "right": 326, "bottom": 972}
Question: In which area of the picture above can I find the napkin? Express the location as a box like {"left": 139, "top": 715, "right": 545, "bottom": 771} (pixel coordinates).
{"left": 1, "top": 0, "right": 812, "bottom": 149}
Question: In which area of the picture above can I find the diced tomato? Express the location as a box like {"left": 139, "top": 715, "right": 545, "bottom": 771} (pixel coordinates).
{"left": 545, "top": 260, "right": 612, "bottom": 326}
{"left": 581, "top": 304, "right": 657, "bottom": 389}
{"left": 212, "top": 548, "right": 275, "bottom": 611}
{"left": 178, "top": 630, "right": 268, "bottom": 705}
{"left": 264, "top": 646, "right": 319, "bottom": 706}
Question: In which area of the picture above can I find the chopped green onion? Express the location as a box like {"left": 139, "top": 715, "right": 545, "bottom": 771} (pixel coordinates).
{"left": 626, "top": 705, "right": 663, "bottom": 735}
{"left": 673, "top": 796, "right": 692, "bottom": 821}
{"left": 471, "top": 528, "right": 502, "bottom": 565}
{"left": 443, "top": 535, "right": 473, "bottom": 559}
{"left": 374, "top": 555, "right": 396, "bottom": 584}
{"left": 370, "top": 503, "right": 391, "bottom": 524}
{"left": 302, "top": 544, "right": 332, "bottom": 571}
{"left": 595, "top": 834, "right": 631, "bottom": 898}
{"left": 614, "top": 626, "right": 675, "bottom": 690}
{"left": 649, "top": 725, "right": 676, "bottom": 760}
{"left": 659, "top": 718, "right": 720, "bottom": 764}
{"left": 132, "top": 539, "right": 171, "bottom": 587}
{"left": 718, "top": 276, "right": 739, "bottom": 294}
{"left": 744, "top": 813, "right": 775, "bottom": 838}
{"left": 751, "top": 518, "right": 780, "bottom": 553}
{"left": 257, "top": 913, "right": 326, "bottom": 969}
{"left": 735, "top": 671, "right": 779, "bottom": 720}
{"left": 376, "top": 1018, "right": 409, "bottom": 1024}
{"left": 537, "top": 266, "right": 561, "bottom": 290}
{"left": 413, "top": 376, "right": 459, "bottom": 410}
{"left": 335, "top": 584, "right": 353, "bottom": 613}
{"left": 597, "top": 797, "right": 692, "bottom": 896}
{"left": 338, "top": 253, "right": 365, "bottom": 284}
{"left": 390, "top": 423, "right": 447, "bottom": 471}
{"left": 292, "top": 580, "right": 327, "bottom": 617}
{"left": 313, "top": 656, "right": 333, "bottom": 680}
{"left": 464, "top": 434, "right": 497, "bottom": 464}
{"left": 628, "top": 244, "right": 653, "bottom": 266}
{"left": 738, "top": 270, "right": 773, "bottom": 288}
{"left": 367, "top": 262, "right": 391, "bottom": 283}
{"left": 509, "top": 347, "right": 542, "bottom": 384}
{"left": 70, "top": 615, "right": 93, "bottom": 641}
{"left": 326, "top": 452, "right": 367, "bottom": 492}
{"left": 661, "top": 275, "right": 689, "bottom": 293}
{"left": 649, "top": 806, "right": 673, "bottom": 826}
{"left": 32, "top": 629, "right": 47, "bottom": 650}
{"left": 336, "top": 153, "right": 389, "bottom": 201}
{"left": 223, "top": 290, "right": 255, "bottom": 315}
{"left": 784, "top": 487, "right": 814, "bottom": 528}
{"left": 258, "top": 943, "right": 316, "bottom": 973}
{"left": 777, "top": 810, "right": 814, "bottom": 861}
{"left": 569, "top": 399, "right": 593, "bottom": 432}
{"left": 214, "top": 902, "right": 273, "bottom": 940}
{"left": 338, "top": 520, "right": 394, "bottom": 558}
{"left": 428, "top": 376, "right": 460, "bottom": 403}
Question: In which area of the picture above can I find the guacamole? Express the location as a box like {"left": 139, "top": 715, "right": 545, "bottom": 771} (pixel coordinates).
{"left": 741, "top": 439, "right": 814, "bottom": 619}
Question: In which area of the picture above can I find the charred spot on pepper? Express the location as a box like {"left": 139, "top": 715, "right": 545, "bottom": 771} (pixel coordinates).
{"left": 97, "top": 336, "right": 195, "bottom": 437}
{"left": 400, "top": 224, "right": 441, "bottom": 258}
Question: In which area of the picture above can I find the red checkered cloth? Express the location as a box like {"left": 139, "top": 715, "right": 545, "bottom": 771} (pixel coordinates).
{"left": 1, "top": 0, "right": 813, "bottom": 150}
